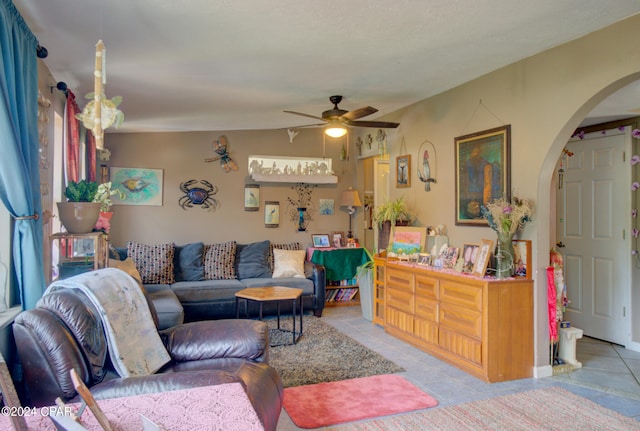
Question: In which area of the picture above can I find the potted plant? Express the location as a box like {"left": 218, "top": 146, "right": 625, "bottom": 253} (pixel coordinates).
{"left": 93, "top": 182, "right": 125, "bottom": 233}
{"left": 57, "top": 180, "right": 101, "bottom": 234}
{"left": 373, "top": 196, "right": 413, "bottom": 251}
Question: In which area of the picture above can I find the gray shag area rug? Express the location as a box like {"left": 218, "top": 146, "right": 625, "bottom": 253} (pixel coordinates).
{"left": 266, "top": 315, "right": 404, "bottom": 388}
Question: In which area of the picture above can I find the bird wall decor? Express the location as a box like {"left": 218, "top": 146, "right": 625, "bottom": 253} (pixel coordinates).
{"left": 417, "top": 140, "right": 437, "bottom": 191}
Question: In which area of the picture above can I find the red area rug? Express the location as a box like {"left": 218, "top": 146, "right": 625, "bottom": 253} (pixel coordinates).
{"left": 282, "top": 374, "right": 438, "bottom": 428}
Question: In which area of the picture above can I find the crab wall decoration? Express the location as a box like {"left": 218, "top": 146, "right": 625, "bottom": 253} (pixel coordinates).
{"left": 179, "top": 179, "right": 219, "bottom": 211}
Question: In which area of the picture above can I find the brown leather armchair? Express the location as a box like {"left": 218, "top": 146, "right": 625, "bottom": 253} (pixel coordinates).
{"left": 13, "top": 286, "right": 283, "bottom": 431}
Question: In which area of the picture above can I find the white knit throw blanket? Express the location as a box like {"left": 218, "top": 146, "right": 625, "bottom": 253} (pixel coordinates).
{"left": 46, "top": 268, "right": 171, "bottom": 377}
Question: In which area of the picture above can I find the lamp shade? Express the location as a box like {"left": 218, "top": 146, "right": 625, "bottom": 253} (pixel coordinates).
{"left": 325, "top": 124, "right": 347, "bottom": 138}
{"left": 340, "top": 189, "right": 362, "bottom": 208}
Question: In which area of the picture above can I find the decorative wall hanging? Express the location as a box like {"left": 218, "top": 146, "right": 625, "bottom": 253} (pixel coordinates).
{"left": 248, "top": 155, "right": 337, "bottom": 184}
{"left": 396, "top": 155, "right": 411, "bottom": 188}
{"left": 287, "top": 183, "right": 317, "bottom": 231}
{"left": 319, "top": 199, "right": 334, "bottom": 215}
{"left": 264, "top": 201, "right": 280, "bottom": 228}
{"left": 417, "top": 140, "right": 437, "bottom": 192}
{"left": 244, "top": 184, "right": 260, "bottom": 211}
{"left": 178, "top": 179, "right": 219, "bottom": 211}
{"left": 110, "top": 167, "right": 163, "bottom": 206}
{"left": 75, "top": 40, "right": 124, "bottom": 150}
{"left": 205, "top": 135, "right": 238, "bottom": 172}
{"left": 357, "top": 130, "right": 387, "bottom": 159}
{"left": 454, "top": 125, "right": 511, "bottom": 226}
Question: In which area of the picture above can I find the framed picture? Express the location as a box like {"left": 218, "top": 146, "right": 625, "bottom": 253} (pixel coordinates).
{"left": 396, "top": 154, "right": 411, "bottom": 188}
{"left": 331, "top": 231, "right": 345, "bottom": 248}
{"left": 110, "top": 167, "right": 164, "bottom": 206}
{"left": 264, "top": 201, "right": 279, "bottom": 228}
{"left": 454, "top": 125, "right": 511, "bottom": 225}
{"left": 461, "top": 243, "right": 479, "bottom": 273}
{"left": 417, "top": 252, "right": 432, "bottom": 266}
{"left": 442, "top": 246, "right": 459, "bottom": 269}
{"left": 312, "top": 234, "right": 331, "bottom": 248}
{"left": 389, "top": 226, "right": 426, "bottom": 255}
{"left": 73, "top": 238, "right": 95, "bottom": 257}
{"left": 513, "top": 239, "right": 532, "bottom": 279}
{"left": 472, "top": 239, "right": 494, "bottom": 278}
{"left": 319, "top": 199, "right": 334, "bottom": 215}
{"left": 244, "top": 184, "right": 260, "bottom": 211}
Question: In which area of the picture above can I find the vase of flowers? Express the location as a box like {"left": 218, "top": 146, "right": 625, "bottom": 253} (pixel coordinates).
{"left": 481, "top": 196, "right": 533, "bottom": 278}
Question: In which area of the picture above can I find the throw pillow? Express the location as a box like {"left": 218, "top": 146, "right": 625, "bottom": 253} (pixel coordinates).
{"left": 109, "top": 257, "right": 143, "bottom": 285}
{"left": 236, "top": 240, "right": 271, "bottom": 279}
{"left": 174, "top": 242, "right": 205, "bottom": 281}
{"left": 203, "top": 241, "right": 237, "bottom": 280}
{"left": 270, "top": 242, "right": 302, "bottom": 270}
{"left": 127, "top": 242, "right": 175, "bottom": 284}
{"left": 272, "top": 249, "right": 306, "bottom": 278}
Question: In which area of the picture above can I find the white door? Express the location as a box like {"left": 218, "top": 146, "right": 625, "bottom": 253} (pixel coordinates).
{"left": 556, "top": 127, "right": 631, "bottom": 345}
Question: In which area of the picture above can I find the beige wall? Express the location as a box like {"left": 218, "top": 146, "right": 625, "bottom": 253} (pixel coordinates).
{"left": 39, "top": 14, "right": 640, "bottom": 376}
{"left": 105, "top": 129, "right": 357, "bottom": 247}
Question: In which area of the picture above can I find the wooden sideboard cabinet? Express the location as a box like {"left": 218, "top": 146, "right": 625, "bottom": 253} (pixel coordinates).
{"left": 382, "top": 259, "right": 533, "bottom": 382}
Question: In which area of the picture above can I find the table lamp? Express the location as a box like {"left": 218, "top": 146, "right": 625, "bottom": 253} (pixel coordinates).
{"left": 340, "top": 188, "right": 362, "bottom": 238}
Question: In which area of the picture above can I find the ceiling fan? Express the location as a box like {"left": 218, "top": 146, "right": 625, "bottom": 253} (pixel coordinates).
{"left": 284, "top": 95, "right": 400, "bottom": 137}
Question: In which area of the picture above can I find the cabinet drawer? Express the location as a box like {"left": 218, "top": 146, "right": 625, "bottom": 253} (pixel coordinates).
{"left": 439, "top": 327, "right": 482, "bottom": 365}
{"left": 439, "top": 302, "right": 482, "bottom": 339}
{"left": 415, "top": 298, "right": 437, "bottom": 322}
{"left": 415, "top": 274, "right": 438, "bottom": 300}
{"left": 386, "top": 307, "right": 414, "bottom": 334}
{"left": 387, "top": 267, "right": 414, "bottom": 293}
{"left": 386, "top": 287, "right": 414, "bottom": 312}
{"left": 440, "top": 280, "right": 482, "bottom": 311}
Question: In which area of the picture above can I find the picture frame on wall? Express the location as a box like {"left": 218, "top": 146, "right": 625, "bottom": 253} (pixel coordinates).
{"left": 244, "top": 184, "right": 260, "bottom": 211}
{"left": 513, "top": 239, "right": 532, "bottom": 279}
{"left": 264, "top": 201, "right": 279, "bottom": 228}
{"left": 454, "top": 125, "right": 511, "bottom": 226}
{"left": 396, "top": 154, "right": 411, "bottom": 188}
{"left": 472, "top": 239, "right": 494, "bottom": 278}
{"left": 110, "top": 167, "right": 164, "bottom": 206}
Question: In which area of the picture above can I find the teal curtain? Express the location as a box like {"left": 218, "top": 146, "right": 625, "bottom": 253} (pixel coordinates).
{"left": 0, "top": 0, "right": 45, "bottom": 309}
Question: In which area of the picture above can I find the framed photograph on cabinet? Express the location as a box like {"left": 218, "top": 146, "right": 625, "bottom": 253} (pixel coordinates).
{"left": 264, "top": 201, "right": 279, "bottom": 228}
{"left": 331, "top": 231, "right": 345, "bottom": 248}
{"left": 472, "top": 239, "right": 494, "bottom": 278}
{"left": 244, "top": 184, "right": 260, "bottom": 211}
{"left": 454, "top": 125, "right": 511, "bottom": 226}
{"left": 513, "top": 239, "right": 532, "bottom": 279}
{"left": 396, "top": 154, "right": 411, "bottom": 188}
{"left": 461, "top": 243, "right": 479, "bottom": 273}
{"left": 312, "top": 234, "right": 331, "bottom": 248}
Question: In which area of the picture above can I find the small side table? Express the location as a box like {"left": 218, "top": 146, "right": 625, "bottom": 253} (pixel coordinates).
{"left": 50, "top": 232, "right": 108, "bottom": 282}
{"left": 235, "top": 286, "right": 303, "bottom": 346}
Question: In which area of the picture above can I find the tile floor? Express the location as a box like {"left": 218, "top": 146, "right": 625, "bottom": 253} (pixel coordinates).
{"left": 276, "top": 306, "right": 640, "bottom": 430}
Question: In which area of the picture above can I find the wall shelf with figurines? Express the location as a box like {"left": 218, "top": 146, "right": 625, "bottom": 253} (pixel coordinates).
{"left": 248, "top": 155, "right": 338, "bottom": 184}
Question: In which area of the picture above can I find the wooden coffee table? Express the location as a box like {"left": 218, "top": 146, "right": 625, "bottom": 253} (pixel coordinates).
{"left": 235, "top": 286, "right": 303, "bottom": 345}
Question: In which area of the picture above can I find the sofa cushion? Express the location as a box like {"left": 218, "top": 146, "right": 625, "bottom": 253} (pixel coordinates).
{"left": 174, "top": 242, "right": 205, "bottom": 281}
{"left": 236, "top": 240, "right": 271, "bottom": 279}
{"left": 272, "top": 249, "right": 306, "bottom": 278}
{"left": 269, "top": 242, "right": 302, "bottom": 270}
{"left": 171, "top": 279, "right": 246, "bottom": 303}
{"left": 127, "top": 242, "right": 175, "bottom": 284}
{"left": 203, "top": 241, "right": 237, "bottom": 280}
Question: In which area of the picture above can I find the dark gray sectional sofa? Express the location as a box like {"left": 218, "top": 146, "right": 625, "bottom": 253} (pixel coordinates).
{"left": 113, "top": 240, "right": 325, "bottom": 328}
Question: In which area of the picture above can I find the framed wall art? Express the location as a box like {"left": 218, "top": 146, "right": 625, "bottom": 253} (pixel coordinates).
{"left": 389, "top": 226, "right": 426, "bottom": 255}
{"left": 110, "top": 167, "right": 164, "bottom": 206}
{"left": 396, "top": 154, "right": 411, "bottom": 188}
{"left": 264, "top": 201, "right": 279, "bottom": 228}
{"left": 513, "top": 239, "right": 532, "bottom": 279}
{"left": 319, "top": 199, "right": 334, "bottom": 215}
{"left": 454, "top": 125, "right": 511, "bottom": 225}
{"left": 472, "top": 238, "right": 494, "bottom": 278}
{"left": 244, "top": 184, "right": 260, "bottom": 211}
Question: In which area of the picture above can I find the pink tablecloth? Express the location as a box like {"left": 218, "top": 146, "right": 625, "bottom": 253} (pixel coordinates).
{"left": 0, "top": 383, "right": 264, "bottom": 431}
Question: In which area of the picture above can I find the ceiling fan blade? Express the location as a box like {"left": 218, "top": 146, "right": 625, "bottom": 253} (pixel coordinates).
{"left": 342, "top": 106, "right": 378, "bottom": 121}
{"left": 284, "top": 110, "right": 325, "bottom": 121}
{"left": 347, "top": 120, "right": 400, "bottom": 129}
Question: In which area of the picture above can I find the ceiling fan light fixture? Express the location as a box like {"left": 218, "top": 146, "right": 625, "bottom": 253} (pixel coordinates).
{"left": 325, "top": 124, "right": 347, "bottom": 138}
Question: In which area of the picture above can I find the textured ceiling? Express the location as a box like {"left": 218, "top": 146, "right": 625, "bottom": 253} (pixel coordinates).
{"left": 13, "top": 0, "right": 640, "bottom": 133}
